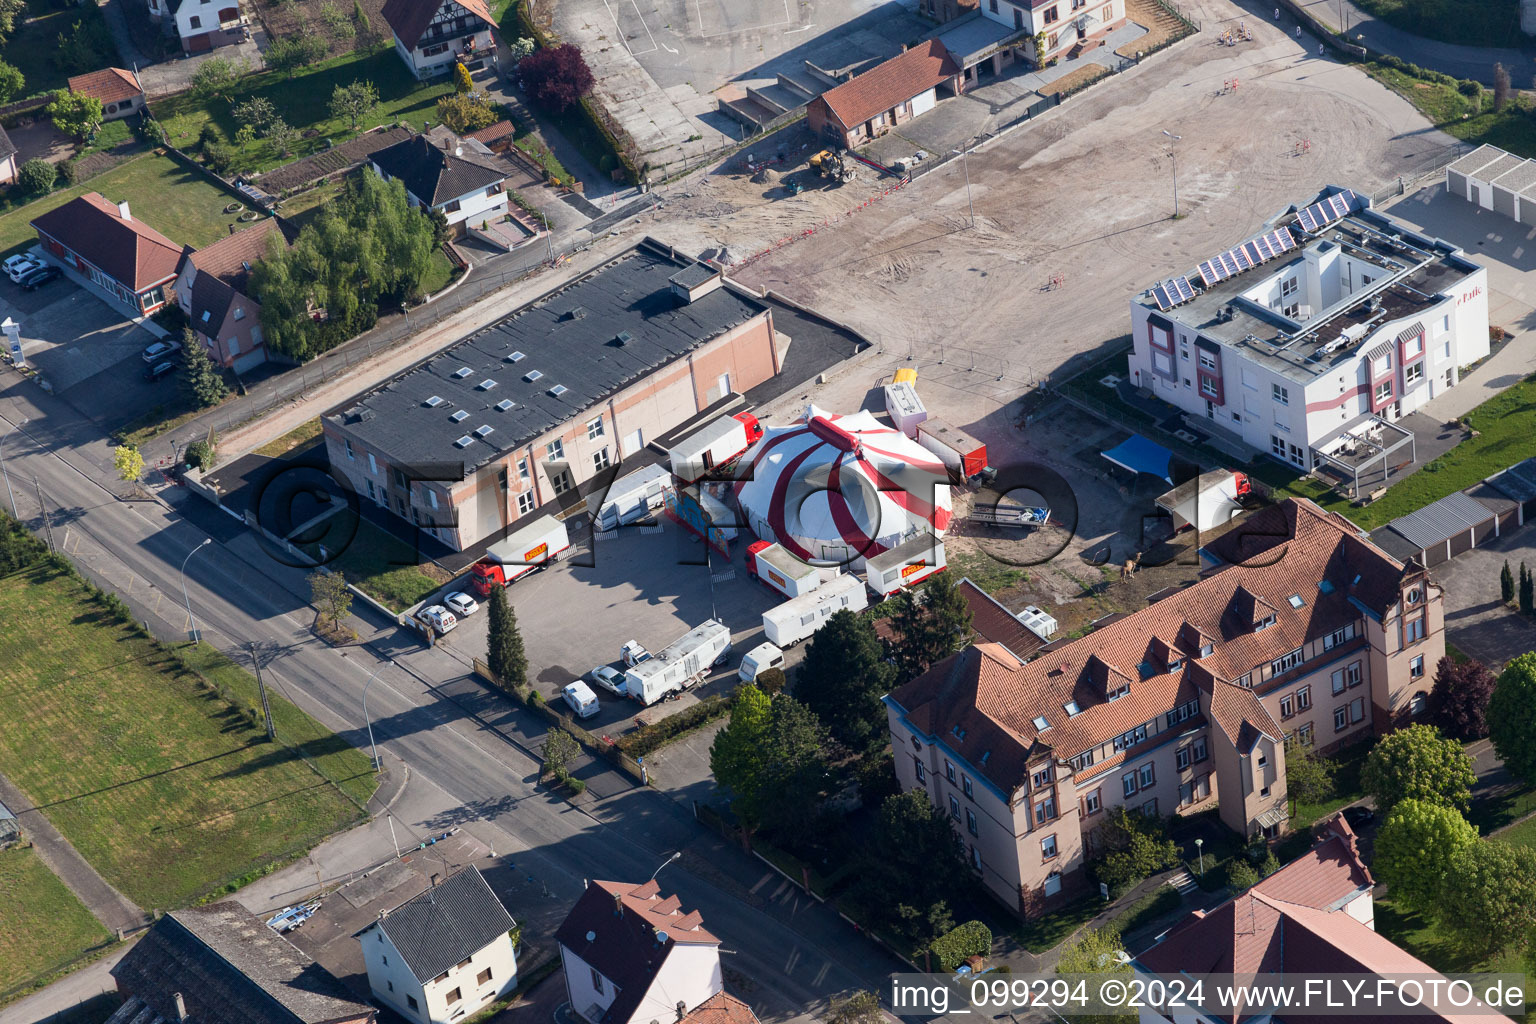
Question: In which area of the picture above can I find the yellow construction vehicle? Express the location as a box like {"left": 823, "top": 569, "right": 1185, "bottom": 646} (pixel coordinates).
{"left": 809, "top": 149, "right": 856, "bottom": 184}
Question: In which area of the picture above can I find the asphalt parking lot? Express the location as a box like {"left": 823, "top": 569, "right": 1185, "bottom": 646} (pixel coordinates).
{"left": 430, "top": 517, "right": 786, "bottom": 724}
{"left": 1431, "top": 522, "right": 1536, "bottom": 671}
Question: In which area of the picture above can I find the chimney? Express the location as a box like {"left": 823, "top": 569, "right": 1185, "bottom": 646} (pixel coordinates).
{"left": 676, "top": 1001, "right": 687, "bottom": 1022}
{"left": 430, "top": 872, "right": 440, "bottom": 886}
{"left": 613, "top": 893, "right": 624, "bottom": 916}
{"left": 173, "top": 993, "right": 188, "bottom": 1021}
{"left": 117, "top": 201, "right": 131, "bottom": 221}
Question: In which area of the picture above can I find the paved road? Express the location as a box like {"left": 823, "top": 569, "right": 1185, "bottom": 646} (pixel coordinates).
{"left": 0, "top": 377, "right": 905, "bottom": 1024}
{"left": 1296, "top": 0, "right": 1528, "bottom": 85}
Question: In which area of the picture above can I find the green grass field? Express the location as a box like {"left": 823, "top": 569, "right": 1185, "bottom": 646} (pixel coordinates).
{"left": 154, "top": 48, "right": 453, "bottom": 177}
{"left": 316, "top": 518, "right": 449, "bottom": 612}
{"left": 419, "top": 248, "right": 457, "bottom": 295}
{"left": 0, "top": 846, "right": 112, "bottom": 998}
{"left": 0, "top": 561, "right": 370, "bottom": 909}
{"left": 1364, "top": 64, "right": 1536, "bottom": 159}
{"left": 1374, "top": 895, "right": 1533, "bottom": 1003}
{"left": 0, "top": 153, "right": 252, "bottom": 259}
{"left": 1292, "top": 741, "right": 1370, "bottom": 828}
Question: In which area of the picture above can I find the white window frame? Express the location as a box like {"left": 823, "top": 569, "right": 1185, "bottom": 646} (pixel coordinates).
{"left": 586, "top": 416, "right": 604, "bottom": 440}
{"left": 1272, "top": 383, "right": 1289, "bottom": 405}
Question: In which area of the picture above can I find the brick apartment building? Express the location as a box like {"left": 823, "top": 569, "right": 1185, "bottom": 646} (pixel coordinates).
{"left": 885, "top": 498, "right": 1442, "bottom": 917}
{"left": 323, "top": 239, "right": 783, "bottom": 551}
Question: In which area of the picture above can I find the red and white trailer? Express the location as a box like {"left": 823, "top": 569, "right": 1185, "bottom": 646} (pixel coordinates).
{"left": 917, "top": 419, "right": 987, "bottom": 481}
{"left": 668, "top": 412, "right": 763, "bottom": 484}
{"left": 1156, "top": 471, "right": 1252, "bottom": 532}
{"left": 467, "top": 515, "right": 570, "bottom": 597}
{"left": 864, "top": 534, "right": 946, "bottom": 597}
{"left": 746, "top": 540, "right": 832, "bottom": 599}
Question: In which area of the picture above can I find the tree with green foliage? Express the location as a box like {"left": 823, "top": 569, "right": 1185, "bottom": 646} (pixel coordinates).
{"left": 1428, "top": 655, "right": 1497, "bottom": 741}
{"left": 1523, "top": 561, "right": 1535, "bottom": 616}
{"left": 189, "top": 56, "right": 248, "bottom": 105}
{"left": 329, "top": 79, "right": 379, "bottom": 132}
{"left": 454, "top": 60, "right": 474, "bottom": 94}
{"left": 929, "top": 920, "right": 991, "bottom": 972}
{"left": 0, "top": 0, "right": 25, "bottom": 38}
{"left": 235, "top": 124, "right": 258, "bottom": 150}
{"left": 233, "top": 96, "right": 277, "bottom": 131}
{"left": 1089, "top": 807, "right": 1180, "bottom": 897}
{"left": 1226, "top": 859, "right": 1259, "bottom": 891}
{"left": 0, "top": 58, "right": 24, "bottom": 104}
{"left": 184, "top": 437, "right": 216, "bottom": 470}
{"left": 1360, "top": 722, "right": 1475, "bottom": 813}
{"left": 486, "top": 584, "right": 527, "bottom": 689}
{"left": 827, "top": 992, "right": 883, "bottom": 1024}
{"left": 541, "top": 728, "right": 579, "bottom": 782}
{"left": 1283, "top": 735, "right": 1335, "bottom": 815}
{"left": 46, "top": 91, "right": 103, "bottom": 141}
{"left": 309, "top": 569, "right": 353, "bottom": 629}
{"left": 1494, "top": 63, "right": 1511, "bottom": 112}
{"left": 435, "top": 92, "right": 497, "bottom": 134}
{"left": 267, "top": 34, "right": 328, "bottom": 78}
{"left": 1437, "top": 841, "right": 1536, "bottom": 958}
{"left": 1373, "top": 798, "right": 1478, "bottom": 912}
{"left": 890, "top": 572, "right": 973, "bottom": 682}
{"left": 1055, "top": 927, "right": 1136, "bottom": 1024}
{"left": 54, "top": 16, "right": 115, "bottom": 75}
{"left": 710, "top": 687, "right": 829, "bottom": 841}
{"left": 1503, "top": 560, "right": 1516, "bottom": 606}
{"left": 849, "top": 789, "right": 965, "bottom": 954}
{"left": 507, "top": 36, "right": 535, "bottom": 64}
{"left": 351, "top": 0, "right": 371, "bottom": 35}
{"left": 755, "top": 667, "right": 786, "bottom": 695}
{"left": 1490, "top": 652, "right": 1536, "bottom": 786}
{"left": 17, "top": 158, "right": 56, "bottom": 196}
{"left": 180, "top": 331, "right": 229, "bottom": 408}
{"left": 796, "top": 609, "right": 896, "bottom": 754}
{"left": 113, "top": 444, "right": 143, "bottom": 485}
{"left": 264, "top": 118, "right": 298, "bottom": 158}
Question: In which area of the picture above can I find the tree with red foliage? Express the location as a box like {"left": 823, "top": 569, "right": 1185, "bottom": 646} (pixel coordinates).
{"left": 1428, "top": 655, "right": 1497, "bottom": 740}
{"left": 518, "top": 44, "right": 594, "bottom": 113}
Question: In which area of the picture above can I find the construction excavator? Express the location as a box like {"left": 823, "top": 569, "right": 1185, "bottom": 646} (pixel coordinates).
{"left": 809, "top": 149, "right": 856, "bottom": 184}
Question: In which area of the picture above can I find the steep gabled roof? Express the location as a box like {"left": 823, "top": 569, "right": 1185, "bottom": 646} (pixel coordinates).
{"left": 1252, "top": 812, "right": 1372, "bottom": 909}
{"left": 179, "top": 217, "right": 297, "bottom": 331}
{"left": 68, "top": 67, "right": 143, "bottom": 105}
{"left": 815, "top": 40, "right": 958, "bottom": 130}
{"left": 31, "top": 192, "right": 182, "bottom": 290}
{"left": 110, "top": 902, "right": 374, "bottom": 1024}
{"left": 372, "top": 867, "right": 516, "bottom": 984}
{"left": 555, "top": 880, "right": 720, "bottom": 1024}
{"left": 681, "top": 993, "right": 760, "bottom": 1024}
{"left": 370, "top": 133, "right": 506, "bottom": 207}
{"left": 380, "top": 0, "right": 495, "bottom": 49}
{"left": 890, "top": 499, "right": 1412, "bottom": 792}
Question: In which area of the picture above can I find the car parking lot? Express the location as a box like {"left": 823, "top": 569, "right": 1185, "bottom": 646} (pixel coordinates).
{"left": 427, "top": 517, "right": 791, "bottom": 726}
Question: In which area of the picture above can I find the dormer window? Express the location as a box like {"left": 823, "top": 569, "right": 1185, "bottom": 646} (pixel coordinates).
{"left": 1199, "top": 643, "right": 1214, "bottom": 658}
{"left": 1167, "top": 657, "right": 1183, "bottom": 672}
{"left": 1256, "top": 614, "right": 1276, "bottom": 630}
{"left": 1108, "top": 684, "right": 1129, "bottom": 701}
{"left": 1406, "top": 587, "right": 1422, "bottom": 605}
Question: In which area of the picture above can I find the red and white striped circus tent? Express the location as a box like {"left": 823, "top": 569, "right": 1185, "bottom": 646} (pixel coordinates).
{"left": 731, "top": 407, "right": 952, "bottom": 566}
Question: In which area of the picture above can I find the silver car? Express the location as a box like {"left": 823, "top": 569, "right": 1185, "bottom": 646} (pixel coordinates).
{"left": 587, "top": 665, "right": 627, "bottom": 696}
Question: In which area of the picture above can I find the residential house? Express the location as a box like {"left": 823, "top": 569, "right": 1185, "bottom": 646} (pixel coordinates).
{"left": 358, "top": 866, "right": 518, "bottom": 1024}
{"left": 807, "top": 40, "right": 962, "bottom": 149}
{"left": 175, "top": 217, "right": 297, "bottom": 372}
{"left": 1128, "top": 186, "right": 1489, "bottom": 475}
{"left": 369, "top": 132, "right": 509, "bottom": 235}
{"left": 885, "top": 497, "right": 1443, "bottom": 917}
{"left": 322, "top": 240, "right": 783, "bottom": 551}
{"left": 144, "top": 0, "right": 247, "bottom": 53}
{"left": 0, "top": 125, "right": 16, "bottom": 186}
{"left": 1133, "top": 813, "right": 1514, "bottom": 1023}
{"left": 922, "top": 0, "right": 978, "bottom": 24}
{"left": 32, "top": 193, "right": 181, "bottom": 316}
{"left": 380, "top": 0, "right": 497, "bottom": 80}
{"left": 976, "top": 0, "right": 1126, "bottom": 67}
{"left": 107, "top": 901, "right": 375, "bottom": 1024}
{"left": 67, "top": 68, "right": 145, "bottom": 121}
{"left": 556, "top": 878, "right": 761, "bottom": 1024}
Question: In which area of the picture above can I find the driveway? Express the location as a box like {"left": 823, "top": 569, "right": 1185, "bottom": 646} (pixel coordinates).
{"left": 1295, "top": 0, "right": 1526, "bottom": 86}
{"left": 1434, "top": 522, "right": 1536, "bottom": 671}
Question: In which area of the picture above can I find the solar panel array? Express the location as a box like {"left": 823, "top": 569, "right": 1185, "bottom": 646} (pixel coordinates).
{"left": 1196, "top": 227, "right": 1298, "bottom": 288}
{"left": 1296, "top": 189, "right": 1362, "bottom": 233}
{"left": 1151, "top": 275, "right": 1197, "bottom": 310}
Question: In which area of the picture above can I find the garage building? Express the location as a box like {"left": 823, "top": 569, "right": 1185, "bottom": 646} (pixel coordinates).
{"left": 324, "top": 239, "right": 785, "bottom": 552}
{"left": 1445, "top": 144, "right": 1536, "bottom": 227}
{"left": 1370, "top": 490, "right": 1505, "bottom": 567}
{"left": 807, "top": 40, "right": 961, "bottom": 149}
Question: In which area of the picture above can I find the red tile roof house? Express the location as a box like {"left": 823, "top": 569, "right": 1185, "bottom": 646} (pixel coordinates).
{"left": 67, "top": 68, "right": 145, "bottom": 121}
{"left": 885, "top": 498, "right": 1445, "bottom": 918}
{"left": 1134, "top": 813, "right": 1516, "bottom": 1024}
{"left": 380, "top": 0, "right": 498, "bottom": 81}
{"left": 31, "top": 193, "right": 181, "bottom": 317}
{"left": 807, "top": 41, "right": 962, "bottom": 150}
{"left": 174, "top": 218, "right": 297, "bottom": 372}
{"left": 0, "top": 125, "right": 16, "bottom": 186}
{"left": 556, "top": 879, "right": 761, "bottom": 1024}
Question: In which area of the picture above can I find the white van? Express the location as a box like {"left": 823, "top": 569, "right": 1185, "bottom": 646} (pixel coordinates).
{"left": 563, "top": 681, "right": 600, "bottom": 719}
{"left": 738, "top": 642, "right": 785, "bottom": 683}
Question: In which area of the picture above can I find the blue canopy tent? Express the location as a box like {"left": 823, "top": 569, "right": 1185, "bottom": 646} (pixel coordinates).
{"left": 1101, "top": 435, "right": 1174, "bottom": 484}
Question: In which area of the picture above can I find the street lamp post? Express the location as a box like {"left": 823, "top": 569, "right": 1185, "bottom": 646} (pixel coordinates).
{"left": 1195, "top": 837, "right": 1204, "bottom": 875}
{"left": 952, "top": 146, "right": 975, "bottom": 228}
{"left": 180, "top": 538, "right": 212, "bottom": 644}
{"left": 361, "top": 661, "right": 389, "bottom": 772}
{"left": 1, "top": 417, "right": 25, "bottom": 519}
{"left": 649, "top": 851, "right": 682, "bottom": 882}
{"left": 1162, "top": 130, "right": 1182, "bottom": 219}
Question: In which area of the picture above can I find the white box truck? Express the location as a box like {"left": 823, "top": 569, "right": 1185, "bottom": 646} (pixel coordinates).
{"left": 884, "top": 381, "right": 928, "bottom": 438}
{"left": 667, "top": 413, "right": 763, "bottom": 484}
{"left": 746, "top": 540, "right": 832, "bottom": 599}
{"left": 763, "top": 573, "right": 868, "bottom": 647}
{"left": 468, "top": 516, "right": 570, "bottom": 598}
{"left": 624, "top": 619, "right": 733, "bottom": 705}
{"left": 865, "top": 534, "right": 946, "bottom": 597}
{"left": 591, "top": 463, "right": 671, "bottom": 531}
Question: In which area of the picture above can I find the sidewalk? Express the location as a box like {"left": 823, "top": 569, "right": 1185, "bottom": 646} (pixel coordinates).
{"left": 1295, "top": 0, "right": 1524, "bottom": 85}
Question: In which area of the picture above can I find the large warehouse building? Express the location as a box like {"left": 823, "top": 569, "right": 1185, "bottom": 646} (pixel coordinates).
{"left": 1127, "top": 186, "right": 1488, "bottom": 487}
{"left": 323, "top": 240, "right": 784, "bottom": 551}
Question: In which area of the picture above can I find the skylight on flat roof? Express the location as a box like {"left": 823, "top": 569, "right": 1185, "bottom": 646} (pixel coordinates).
{"left": 454, "top": 435, "right": 474, "bottom": 448}
{"left": 496, "top": 399, "right": 514, "bottom": 411}
{"left": 454, "top": 367, "right": 473, "bottom": 378}
{"left": 506, "top": 351, "right": 525, "bottom": 362}
{"left": 523, "top": 370, "right": 543, "bottom": 382}
{"left": 1288, "top": 594, "right": 1305, "bottom": 608}
{"left": 479, "top": 379, "right": 497, "bottom": 390}
{"left": 474, "top": 425, "right": 494, "bottom": 438}
{"left": 424, "top": 396, "right": 444, "bottom": 407}
{"left": 451, "top": 410, "right": 469, "bottom": 422}
{"left": 549, "top": 384, "right": 569, "bottom": 397}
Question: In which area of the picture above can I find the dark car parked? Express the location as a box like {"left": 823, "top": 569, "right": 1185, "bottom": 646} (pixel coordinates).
{"left": 17, "top": 265, "right": 60, "bottom": 290}
{"left": 143, "top": 360, "right": 177, "bottom": 382}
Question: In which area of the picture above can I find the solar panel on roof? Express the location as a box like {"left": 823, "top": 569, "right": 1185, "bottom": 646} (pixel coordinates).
{"left": 1152, "top": 284, "right": 1173, "bottom": 310}
{"left": 1255, "top": 235, "right": 1274, "bottom": 260}
{"left": 1171, "top": 276, "right": 1195, "bottom": 301}
{"left": 1269, "top": 227, "right": 1297, "bottom": 253}
{"left": 1230, "top": 247, "right": 1253, "bottom": 271}
{"left": 1198, "top": 260, "right": 1226, "bottom": 287}
{"left": 1298, "top": 207, "right": 1319, "bottom": 233}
